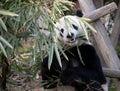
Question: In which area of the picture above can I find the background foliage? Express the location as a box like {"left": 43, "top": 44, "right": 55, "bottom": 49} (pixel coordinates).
{"left": 0, "top": 0, "right": 74, "bottom": 90}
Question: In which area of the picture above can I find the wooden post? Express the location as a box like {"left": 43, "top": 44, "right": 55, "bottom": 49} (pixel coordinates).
{"left": 110, "top": 2, "right": 120, "bottom": 47}
{"left": 103, "top": 67, "right": 120, "bottom": 78}
{"left": 93, "top": 0, "right": 103, "bottom": 8}
{"left": 84, "top": 2, "right": 117, "bottom": 22}
{"left": 78, "top": 0, "right": 120, "bottom": 69}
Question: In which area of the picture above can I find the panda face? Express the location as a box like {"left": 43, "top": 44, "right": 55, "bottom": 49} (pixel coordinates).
{"left": 54, "top": 15, "right": 84, "bottom": 46}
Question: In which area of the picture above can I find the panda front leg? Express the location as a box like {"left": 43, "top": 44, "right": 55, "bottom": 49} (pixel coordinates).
{"left": 60, "top": 73, "right": 82, "bottom": 91}
{"left": 41, "top": 56, "right": 61, "bottom": 89}
{"left": 60, "top": 67, "right": 89, "bottom": 91}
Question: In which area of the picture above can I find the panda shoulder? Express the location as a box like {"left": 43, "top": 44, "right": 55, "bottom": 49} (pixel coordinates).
{"left": 80, "top": 42, "right": 97, "bottom": 54}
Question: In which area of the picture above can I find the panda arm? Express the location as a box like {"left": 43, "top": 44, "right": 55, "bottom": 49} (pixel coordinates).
{"left": 41, "top": 55, "right": 61, "bottom": 88}
{"left": 79, "top": 44, "right": 102, "bottom": 69}
{"left": 41, "top": 57, "right": 50, "bottom": 80}
{"left": 79, "top": 44, "right": 107, "bottom": 84}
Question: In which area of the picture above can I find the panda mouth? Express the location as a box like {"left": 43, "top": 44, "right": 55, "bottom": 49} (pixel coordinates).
{"left": 68, "top": 38, "right": 77, "bottom": 43}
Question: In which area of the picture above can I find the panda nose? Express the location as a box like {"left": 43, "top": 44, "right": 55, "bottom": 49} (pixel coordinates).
{"left": 66, "top": 33, "right": 74, "bottom": 39}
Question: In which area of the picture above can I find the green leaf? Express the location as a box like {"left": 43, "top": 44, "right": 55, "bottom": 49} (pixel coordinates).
{"left": 54, "top": 44, "right": 62, "bottom": 68}
{"left": 0, "top": 42, "right": 7, "bottom": 58}
{"left": 82, "top": 20, "right": 97, "bottom": 33}
{"left": 0, "top": 36, "right": 13, "bottom": 49}
{"left": 80, "top": 18, "right": 91, "bottom": 22}
{"left": 76, "top": 32, "right": 86, "bottom": 39}
{"left": 48, "top": 44, "right": 54, "bottom": 69}
{"left": 54, "top": 5, "right": 62, "bottom": 14}
{"left": 0, "top": 18, "right": 7, "bottom": 31}
{"left": 0, "top": 10, "right": 19, "bottom": 16}
{"left": 58, "top": 45, "right": 68, "bottom": 61}
{"left": 79, "top": 19, "right": 89, "bottom": 40}
{"left": 77, "top": 46, "right": 85, "bottom": 65}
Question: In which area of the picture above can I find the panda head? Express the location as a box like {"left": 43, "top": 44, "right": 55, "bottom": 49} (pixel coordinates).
{"left": 54, "top": 10, "right": 87, "bottom": 46}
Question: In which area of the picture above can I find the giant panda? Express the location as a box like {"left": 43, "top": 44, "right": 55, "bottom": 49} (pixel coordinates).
{"left": 41, "top": 10, "right": 108, "bottom": 91}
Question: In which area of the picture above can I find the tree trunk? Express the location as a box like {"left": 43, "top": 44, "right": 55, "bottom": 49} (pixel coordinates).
{"left": 93, "top": 0, "right": 103, "bottom": 8}
{"left": 78, "top": 1, "right": 120, "bottom": 91}
{"left": 110, "top": 2, "right": 120, "bottom": 47}
{"left": 84, "top": 2, "right": 117, "bottom": 22}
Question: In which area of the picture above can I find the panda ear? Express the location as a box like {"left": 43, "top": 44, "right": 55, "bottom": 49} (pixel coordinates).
{"left": 76, "top": 10, "right": 83, "bottom": 17}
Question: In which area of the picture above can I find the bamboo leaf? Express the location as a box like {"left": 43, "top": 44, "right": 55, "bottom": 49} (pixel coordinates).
{"left": 79, "top": 19, "right": 89, "bottom": 40}
{"left": 62, "top": 6, "right": 69, "bottom": 11}
{"left": 0, "top": 42, "right": 7, "bottom": 58}
{"left": 76, "top": 32, "right": 86, "bottom": 39}
{"left": 0, "top": 18, "right": 7, "bottom": 31}
{"left": 0, "top": 10, "right": 19, "bottom": 16}
{"left": 48, "top": 44, "right": 54, "bottom": 69}
{"left": 82, "top": 20, "right": 97, "bottom": 33}
{"left": 54, "top": 44, "right": 62, "bottom": 68}
{"left": 58, "top": 45, "right": 68, "bottom": 61}
{"left": 0, "top": 36, "right": 13, "bottom": 49}
{"left": 77, "top": 46, "right": 85, "bottom": 65}
{"left": 80, "top": 18, "right": 91, "bottom": 22}
{"left": 54, "top": 6, "right": 62, "bottom": 14}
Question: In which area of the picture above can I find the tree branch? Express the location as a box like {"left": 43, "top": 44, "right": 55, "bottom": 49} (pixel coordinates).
{"left": 84, "top": 2, "right": 117, "bottom": 22}
{"left": 103, "top": 67, "right": 120, "bottom": 78}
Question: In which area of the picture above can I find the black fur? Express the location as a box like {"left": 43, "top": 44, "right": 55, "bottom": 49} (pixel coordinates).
{"left": 41, "top": 44, "right": 106, "bottom": 91}
{"left": 60, "top": 33, "right": 63, "bottom": 37}
{"left": 76, "top": 10, "right": 83, "bottom": 17}
{"left": 60, "top": 28, "right": 64, "bottom": 33}
{"left": 72, "top": 24, "right": 78, "bottom": 30}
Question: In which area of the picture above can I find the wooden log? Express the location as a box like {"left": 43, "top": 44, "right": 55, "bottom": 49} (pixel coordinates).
{"left": 84, "top": 2, "right": 117, "bottom": 22}
{"left": 78, "top": 0, "right": 120, "bottom": 69}
{"left": 103, "top": 67, "right": 120, "bottom": 78}
{"left": 93, "top": 0, "right": 103, "bottom": 8}
{"left": 109, "top": 2, "right": 120, "bottom": 90}
{"left": 110, "top": 2, "right": 120, "bottom": 47}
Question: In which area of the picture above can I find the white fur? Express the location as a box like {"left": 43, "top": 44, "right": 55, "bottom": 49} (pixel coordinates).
{"left": 54, "top": 15, "right": 86, "bottom": 46}
{"left": 101, "top": 83, "right": 108, "bottom": 91}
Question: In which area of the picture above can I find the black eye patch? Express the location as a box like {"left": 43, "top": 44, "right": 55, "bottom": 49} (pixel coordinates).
{"left": 60, "top": 33, "right": 63, "bottom": 37}
{"left": 60, "top": 28, "right": 64, "bottom": 33}
{"left": 72, "top": 24, "right": 78, "bottom": 30}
